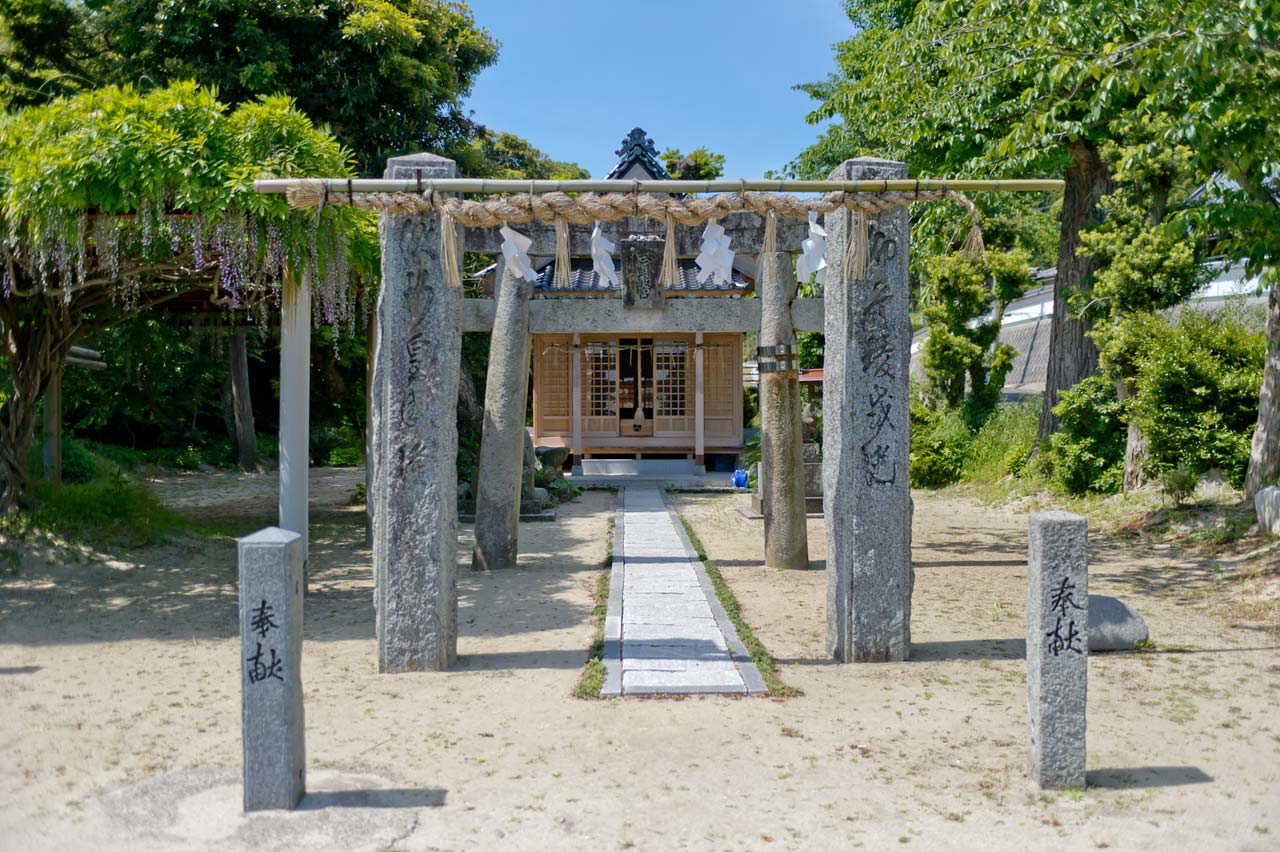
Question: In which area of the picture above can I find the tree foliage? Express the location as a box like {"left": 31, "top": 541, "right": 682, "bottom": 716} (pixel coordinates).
{"left": 920, "top": 249, "right": 1031, "bottom": 415}
{"left": 661, "top": 146, "right": 726, "bottom": 181}
{"left": 7, "top": 0, "right": 499, "bottom": 176}
{"left": 0, "top": 0, "right": 103, "bottom": 109}
{"left": 457, "top": 130, "right": 589, "bottom": 181}
{"left": 795, "top": 0, "right": 1277, "bottom": 443}
{"left": 0, "top": 82, "right": 360, "bottom": 507}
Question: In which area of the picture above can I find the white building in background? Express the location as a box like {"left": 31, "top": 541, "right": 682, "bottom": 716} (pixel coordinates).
{"left": 910, "top": 260, "right": 1269, "bottom": 396}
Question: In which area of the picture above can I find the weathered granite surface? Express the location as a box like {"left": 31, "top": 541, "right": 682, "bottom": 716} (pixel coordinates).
{"left": 1088, "top": 594, "right": 1148, "bottom": 651}
{"left": 823, "top": 158, "right": 914, "bottom": 662}
{"left": 373, "top": 152, "right": 459, "bottom": 672}
{"left": 1256, "top": 485, "right": 1280, "bottom": 536}
{"left": 1027, "top": 510, "right": 1089, "bottom": 790}
{"left": 758, "top": 252, "right": 809, "bottom": 570}
{"left": 472, "top": 260, "right": 533, "bottom": 571}
{"left": 238, "top": 527, "right": 305, "bottom": 811}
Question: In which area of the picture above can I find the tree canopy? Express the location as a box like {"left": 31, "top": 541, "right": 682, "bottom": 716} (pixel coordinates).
{"left": 661, "top": 146, "right": 726, "bottom": 181}
{"left": 796, "top": 0, "right": 1277, "bottom": 477}
{"left": 0, "top": 82, "right": 362, "bottom": 507}
{"left": 2, "top": 0, "right": 499, "bottom": 175}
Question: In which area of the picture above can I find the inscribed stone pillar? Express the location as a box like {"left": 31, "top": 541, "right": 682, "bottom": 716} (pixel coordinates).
{"left": 472, "top": 260, "right": 533, "bottom": 570}
{"left": 239, "top": 526, "right": 305, "bottom": 811}
{"left": 823, "top": 157, "right": 914, "bottom": 662}
{"left": 758, "top": 252, "right": 809, "bottom": 570}
{"left": 1027, "top": 510, "right": 1089, "bottom": 789}
{"left": 373, "top": 152, "right": 460, "bottom": 672}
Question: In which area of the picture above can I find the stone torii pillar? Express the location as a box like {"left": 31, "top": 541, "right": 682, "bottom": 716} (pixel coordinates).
{"left": 372, "top": 152, "right": 461, "bottom": 672}
{"left": 472, "top": 260, "right": 533, "bottom": 571}
{"left": 757, "top": 251, "right": 809, "bottom": 570}
{"left": 823, "top": 157, "right": 914, "bottom": 662}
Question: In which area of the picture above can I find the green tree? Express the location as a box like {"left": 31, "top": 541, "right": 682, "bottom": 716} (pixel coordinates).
{"left": 0, "top": 0, "right": 104, "bottom": 109}
{"left": 794, "top": 0, "right": 1273, "bottom": 445}
{"left": 920, "top": 249, "right": 1031, "bottom": 417}
{"left": 83, "top": 0, "right": 498, "bottom": 175}
{"left": 661, "top": 146, "right": 726, "bottom": 180}
{"left": 0, "top": 82, "right": 360, "bottom": 508}
{"left": 457, "top": 129, "right": 590, "bottom": 181}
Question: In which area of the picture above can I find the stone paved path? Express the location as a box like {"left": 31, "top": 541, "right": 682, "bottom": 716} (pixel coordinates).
{"left": 602, "top": 488, "right": 765, "bottom": 696}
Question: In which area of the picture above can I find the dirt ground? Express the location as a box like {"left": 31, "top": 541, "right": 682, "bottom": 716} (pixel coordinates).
{"left": 1, "top": 471, "right": 1277, "bottom": 851}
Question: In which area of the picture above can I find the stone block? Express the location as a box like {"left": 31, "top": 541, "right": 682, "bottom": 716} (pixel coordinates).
{"left": 621, "top": 235, "right": 665, "bottom": 309}
{"left": 803, "top": 462, "right": 823, "bottom": 497}
{"left": 823, "top": 158, "right": 914, "bottom": 662}
{"left": 802, "top": 442, "right": 822, "bottom": 464}
{"left": 1257, "top": 485, "right": 1280, "bottom": 536}
{"left": 1026, "top": 510, "right": 1088, "bottom": 790}
{"left": 1088, "top": 594, "right": 1148, "bottom": 651}
{"left": 238, "top": 527, "right": 305, "bottom": 811}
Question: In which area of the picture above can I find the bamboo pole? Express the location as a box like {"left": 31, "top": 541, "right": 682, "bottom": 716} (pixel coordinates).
{"left": 254, "top": 177, "right": 1064, "bottom": 196}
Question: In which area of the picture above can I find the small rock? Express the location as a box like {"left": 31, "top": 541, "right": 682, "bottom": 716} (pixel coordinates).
{"left": 532, "top": 487, "right": 549, "bottom": 503}
{"left": 1256, "top": 485, "right": 1280, "bottom": 537}
{"left": 1088, "top": 594, "right": 1149, "bottom": 651}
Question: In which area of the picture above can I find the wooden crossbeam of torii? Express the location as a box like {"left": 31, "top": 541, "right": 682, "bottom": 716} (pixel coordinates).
{"left": 44, "top": 345, "right": 108, "bottom": 482}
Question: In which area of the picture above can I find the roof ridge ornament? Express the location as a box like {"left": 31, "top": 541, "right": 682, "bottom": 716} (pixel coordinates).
{"left": 615, "top": 127, "right": 658, "bottom": 161}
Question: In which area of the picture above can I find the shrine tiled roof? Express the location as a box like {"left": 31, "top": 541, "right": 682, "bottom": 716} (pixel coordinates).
{"left": 533, "top": 258, "right": 750, "bottom": 293}
{"left": 604, "top": 127, "right": 672, "bottom": 181}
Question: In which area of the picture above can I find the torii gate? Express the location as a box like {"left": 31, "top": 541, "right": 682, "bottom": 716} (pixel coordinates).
{"left": 255, "top": 159, "right": 1060, "bottom": 673}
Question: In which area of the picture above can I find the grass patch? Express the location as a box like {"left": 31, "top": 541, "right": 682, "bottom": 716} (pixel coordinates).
{"left": 21, "top": 475, "right": 193, "bottom": 546}
{"left": 0, "top": 474, "right": 200, "bottom": 574}
{"left": 678, "top": 516, "right": 799, "bottom": 697}
{"left": 574, "top": 514, "right": 615, "bottom": 698}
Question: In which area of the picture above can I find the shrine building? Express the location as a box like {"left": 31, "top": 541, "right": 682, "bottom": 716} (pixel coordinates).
{"left": 517, "top": 129, "right": 751, "bottom": 474}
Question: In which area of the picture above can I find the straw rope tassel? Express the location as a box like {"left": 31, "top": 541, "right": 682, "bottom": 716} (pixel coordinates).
{"left": 844, "top": 208, "right": 870, "bottom": 280}
{"left": 554, "top": 216, "right": 571, "bottom": 288}
{"left": 660, "top": 214, "right": 679, "bottom": 287}
{"left": 761, "top": 210, "right": 777, "bottom": 256}
{"left": 440, "top": 207, "right": 463, "bottom": 288}
{"left": 960, "top": 215, "right": 986, "bottom": 260}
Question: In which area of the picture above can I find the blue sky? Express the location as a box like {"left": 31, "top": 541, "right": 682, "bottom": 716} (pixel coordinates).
{"left": 462, "top": 0, "right": 854, "bottom": 179}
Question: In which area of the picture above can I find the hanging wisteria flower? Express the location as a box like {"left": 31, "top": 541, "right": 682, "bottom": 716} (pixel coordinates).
{"left": 796, "top": 211, "right": 828, "bottom": 285}
{"left": 694, "top": 220, "right": 735, "bottom": 287}
{"left": 590, "top": 222, "right": 619, "bottom": 289}
{"left": 499, "top": 224, "right": 537, "bottom": 282}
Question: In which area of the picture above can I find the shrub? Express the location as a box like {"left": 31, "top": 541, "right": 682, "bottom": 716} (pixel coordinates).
{"left": 1130, "top": 308, "right": 1264, "bottom": 487}
{"left": 326, "top": 446, "right": 363, "bottom": 466}
{"left": 909, "top": 403, "right": 973, "bottom": 488}
{"left": 963, "top": 397, "right": 1040, "bottom": 483}
{"left": 1040, "top": 375, "right": 1127, "bottom": 495}
{"left": 59, "top": 437, "right": 99, "bottom": 484}
{"left": 1161, "top": 465, "right": 1198, "bottom": 504}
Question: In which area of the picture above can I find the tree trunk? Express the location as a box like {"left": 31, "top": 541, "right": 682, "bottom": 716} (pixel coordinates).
{"left": 229, "top": 327, "right": 258, "bottom": 470}
{"left": 0, "top": 300, "right": 69, "bottom": 510}
{"left": 1117, "top": 379, "right": 1148, "bottom": 491}
{"left": 1245, "top": 283, "right": 1279, "bottom": 497}
{"left": 1037, "top": 140, "right": 1113, "bottom": 441}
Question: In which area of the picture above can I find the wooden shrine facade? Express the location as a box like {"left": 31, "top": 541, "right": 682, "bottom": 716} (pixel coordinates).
{"left": 531, "top": 332, "right": 743, "bottom": 465}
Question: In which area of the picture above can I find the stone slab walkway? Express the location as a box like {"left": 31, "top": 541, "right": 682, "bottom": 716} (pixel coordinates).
{"left": 601, "top": 488, "right": 766, "bottom": 696}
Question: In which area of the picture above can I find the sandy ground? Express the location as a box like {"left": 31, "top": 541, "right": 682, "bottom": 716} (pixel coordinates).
{"left": 0, "top": 470, "right": 1277, "bottom": 851}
